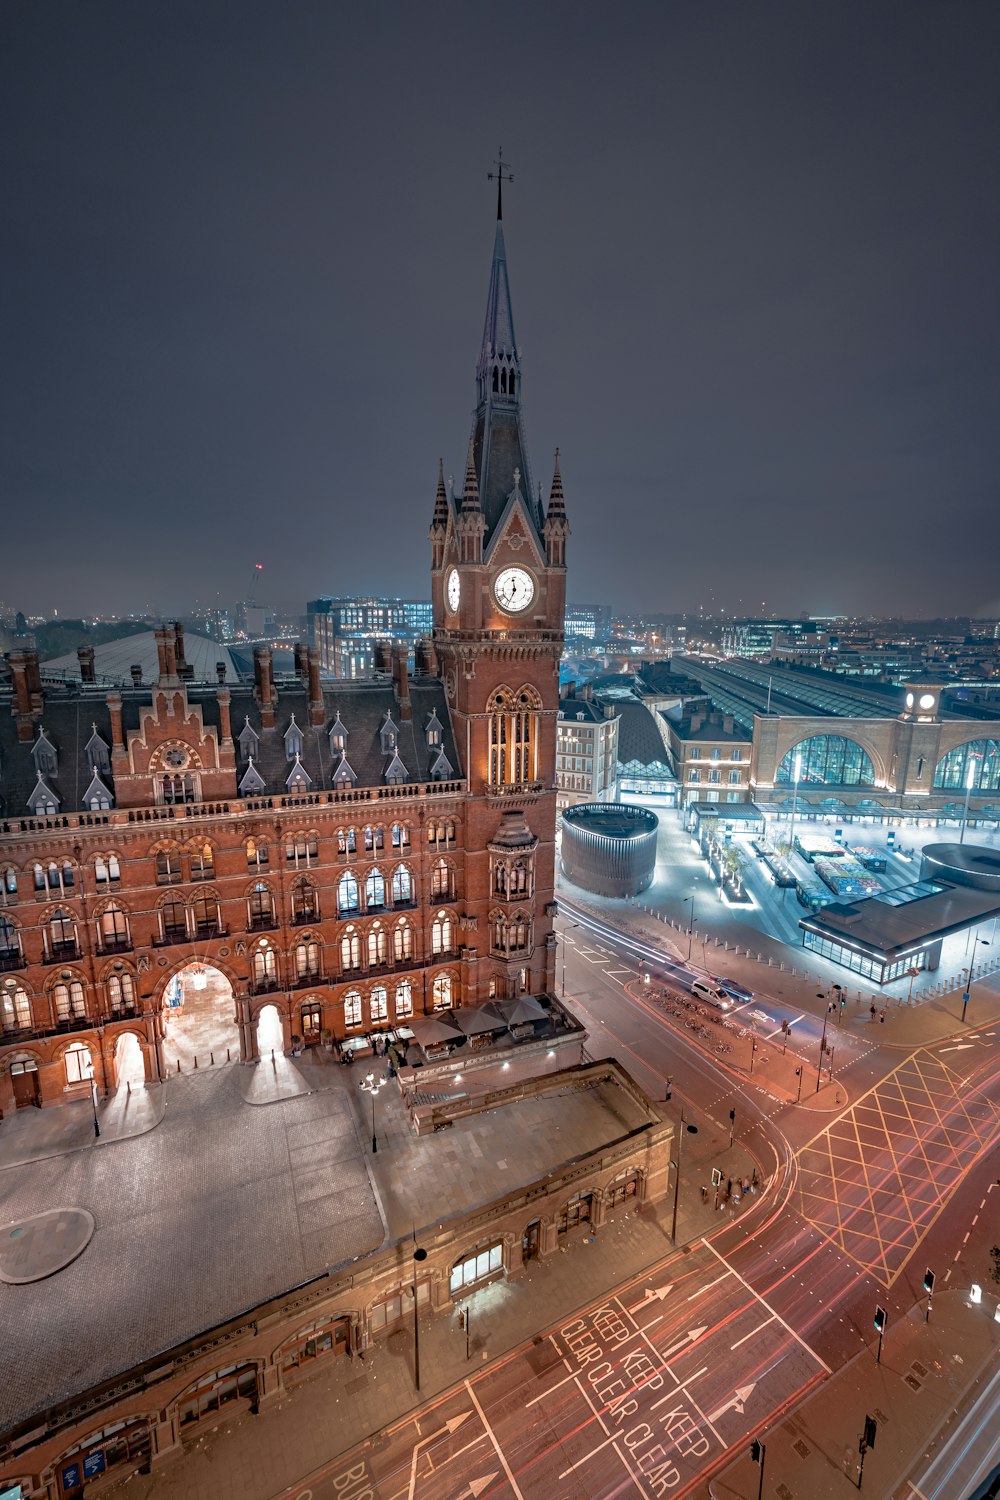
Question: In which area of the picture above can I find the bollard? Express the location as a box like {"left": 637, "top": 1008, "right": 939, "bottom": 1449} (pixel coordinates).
{"left": 126, "top": 1081, "right": 131, "bottom": 1099}
{"left": 227, "top": 1047, "right": 231, "bottom": 1062}
{"left": 193, "top": 1055, "right": 198, "bottom": 1069}
{"left": 210, "top": 1051, "right": 215, "bottom": 1066}
{"left": 176, "top": 1059, "right": 181, "bottom": 1072}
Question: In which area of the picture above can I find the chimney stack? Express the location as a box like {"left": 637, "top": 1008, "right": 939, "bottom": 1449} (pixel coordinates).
{"left": 174, "top": 621, "right": 187, "bottom": 670}
{"left": 294, "top": 642, "right": 309, "bottom": 680}
{"left": 216, "top": 661, "right": 227, "bottom": 684}
{"left": 307, "top": 648, "right": 324, "bottom": 726}
{"left": 253, "top": 646, "right": 276, "bottom": 728}
{"left": 374, "top": 640, "right": 392, "bottom": 675}
{"left": 130, "top": 664, "right": 143, "bottom": 687}
{"left": 416, "top": 636, "right": 438, "bottom": 677}
{"left": 106, "top": 691, "right": 126, "bottom": 754}
{"left": 8, "top": 650, "right": 41, "bottom": 740}
{"left": 392, "top": 644, "right": 411, "bottom": 721}
{"left": 78, "top": 646, "right": 96, "bottom": 684}
{"left": 216, "top": 686, "right": 232, "bottom": 744}
{"left": 154, "top": 627, "right": 178, "bottom": 682}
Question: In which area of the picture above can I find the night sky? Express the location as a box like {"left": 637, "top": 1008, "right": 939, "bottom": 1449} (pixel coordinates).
{"left": 3, "top": 2, "right": 999, "bottom": 622}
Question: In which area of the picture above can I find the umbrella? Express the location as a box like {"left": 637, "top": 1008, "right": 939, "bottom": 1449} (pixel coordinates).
{"left": 408, "top": 1014, "right": 462, "bottom": 1047}
{"left": 452, "top": 1006, "right": 507, "bottom": 1037}
{"left": 488, "top": 995, "right": 547, "bottom": 1026}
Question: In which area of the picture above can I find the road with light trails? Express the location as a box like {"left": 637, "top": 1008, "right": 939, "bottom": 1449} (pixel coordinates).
{"left": 903, "top": 1362, "right": 1000, "bottom": 1500}
{"left": 279, "top": 906, "right": 1000, "bottom": 1500}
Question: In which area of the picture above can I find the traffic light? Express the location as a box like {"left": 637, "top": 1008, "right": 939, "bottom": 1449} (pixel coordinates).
{"left": 729, "top": 1108, "right": 736, "bottom": 1123}
{"left": 749, "top": 1439, "right": 762, "bottom": 1463}
{"left": 873, "top": 1306, "right": 887, "bottom": 1334}
{"left": 839, "top": 994, "right": 846, "bottom": 1009}
{"left": 923, "top": 1269, "right": 935, "bottom": 1294}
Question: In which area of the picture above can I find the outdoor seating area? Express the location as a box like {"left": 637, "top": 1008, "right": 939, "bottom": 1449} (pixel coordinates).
{"left": 403, "top": 996, "right": 553, "bottom": 1067}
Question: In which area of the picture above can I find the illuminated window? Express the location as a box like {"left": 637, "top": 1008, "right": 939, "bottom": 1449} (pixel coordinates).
{"left": 343, "top": 990, "right": 362, "bottom": 1028}
{"left": 432, "top": 973, "right": 453, "bottom": 1010}
{"left": 54, "top": 979, "right": 85, "bottom": 1020}
{"left": 1, "top": 981, "right": 30, "bottom": 1032}
{"left": 488, "top": 687, "right": 540, "bottom": 786}
{"left": 64, "top": 1042, "right": 94, "bottom": 1085}
{"left": 367, "top": 922, "right": 388, "bottom": 966}
{"left": 107, "top": 973, "right": 136, "bottom": 1012}
{"left": 341, "top": 927, "right": 361, "bottom": 971}
{"left": 338, "top": 872, "right": 359, "bottom": 914}
{"left": 370, "top": 985, "right": 388, "bottom": 1023}
{"left": 365, "top": 869, "right": 386, "bottom": 909}
{"left": 431, "top": 911, "right": 454, "bottom": 955}
{"left": 394, "top": 979, "right": 413, "bottom": 1018}
{"left": 393, "top": 919, "right": 414, "bottom": 961}
{"left": 933, "top": 739, "right": 1000, "bottom": 793}
{"left": 776, "top": 736, "right": 875, "bottom": 788}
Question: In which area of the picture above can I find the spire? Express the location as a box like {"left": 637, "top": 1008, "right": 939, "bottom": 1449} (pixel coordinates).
{"left": 460, "top": 439, "right": 481, "bottom": 513}
{"left": 432, "top": 457, "right": 449, "bottom": 527}
{"left": 546, "top": 448, "right": 567, "bottom": 521}
{"left": 480, "top": 219, "right": 517, "bottom": 364}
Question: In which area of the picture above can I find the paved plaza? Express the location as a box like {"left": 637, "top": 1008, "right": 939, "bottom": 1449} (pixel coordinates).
{"left": 0, "top": 1052, "right": 649, "bottom": 1436}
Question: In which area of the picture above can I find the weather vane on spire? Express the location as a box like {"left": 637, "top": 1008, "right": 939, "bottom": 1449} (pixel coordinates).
{"left": 488, "top": 148, "right": 513, "bottom": 221}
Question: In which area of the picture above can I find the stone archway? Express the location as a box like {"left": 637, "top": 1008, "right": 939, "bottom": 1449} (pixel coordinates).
{"left": 254, "top": 1002, "right": 284, "bottom": 1061}
{"left": 160, "top": 963, "right": 242, "bottom": 1073}
{"left": 112, "top": 1031, "right": 147, "bottom": 1090}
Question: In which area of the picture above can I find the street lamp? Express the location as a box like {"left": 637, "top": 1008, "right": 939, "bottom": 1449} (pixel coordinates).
{"left": 358, "top": 1070, "right": 386, "bottom": 1153}
{"left": 412, "top": 1241, "right": 428, "bottom": 1391}
{"left": 815, "top": 992, "right": 830, "bottom": 1094}
{"left": 670, "top": 1112, "right": 699, "bottom": 1244}
{"left": 90, "top": 1078, "right": 101, "bottom": 1139}
{"left": 683, "top": 894, "right": 696, "bottom": 962}
{"left": 961, "top": 940, "right": 990, "bottom": 1023}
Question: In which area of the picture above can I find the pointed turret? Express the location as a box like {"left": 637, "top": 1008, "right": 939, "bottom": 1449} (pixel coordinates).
{"left": 543, "top": 449, "right": 570, "bottom": 568}
{"left": 455, "top": 439, "right": 486, "bottom": 565}
{"left": 429, "top": 457, "right": 449, "bottom": 569}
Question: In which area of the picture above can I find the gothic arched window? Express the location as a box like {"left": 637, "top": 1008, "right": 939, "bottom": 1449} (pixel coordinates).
{"left": 489, "top": 687, "right": 540, "bottom": 787}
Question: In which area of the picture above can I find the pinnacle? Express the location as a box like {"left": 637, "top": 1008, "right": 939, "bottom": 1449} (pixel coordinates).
{"left": 461, "top": 440, "right": 481, "bottom": 512}
{"left": 431, "top": 457, "right": 449, "bottom": 528}
{"left": 546, "top": 448, "right": 566, "bottom": 518}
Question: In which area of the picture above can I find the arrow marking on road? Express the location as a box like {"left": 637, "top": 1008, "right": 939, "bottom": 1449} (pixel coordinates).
{"left": 662, "top": 1326, "right": 709, "bottom": 1360}
{"left": 707, "top": 1383, "right": 757, "bottom": 1423}
{"left": 408, "top": 1412, "right": 473, "bottom": 1500}
{"left": 464, "top": 1474, "right": 501, "bottom": 1497}
{"left": 628, "top": 1282, "right": 673, "bottom": 1312}
{"left": 939, "top": 1044, "right": 975, "bottom": 1052}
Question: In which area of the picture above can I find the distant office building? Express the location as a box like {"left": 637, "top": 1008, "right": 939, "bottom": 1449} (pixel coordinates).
{"left": 722, "top": 619, "right": 821, "bottom": 658}
{"left": 556, "top": 688, "right": 619, "bottom": 810}
{"left": 308, "top": 597, "right": 433, "bottom": 677}
{"left": 564, "top": 603, "right": 612, "bottom": 641}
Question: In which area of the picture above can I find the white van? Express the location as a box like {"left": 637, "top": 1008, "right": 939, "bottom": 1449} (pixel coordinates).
{"left": 691, "top": 979, "right": 732, "bottom": 1010}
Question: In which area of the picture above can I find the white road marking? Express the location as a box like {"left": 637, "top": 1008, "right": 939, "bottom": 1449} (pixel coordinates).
{"left": 703, "top": 1243, "right": 831, "bottom": 1372}
{"left": 465, "top": 1383, "right": 525, "bottom": 1498}
{"left": 731, "top": 1317, "right": 773, "bottom": 1350}
{"left": 689, "top": 1271, "right": 731, "bottom": 1300}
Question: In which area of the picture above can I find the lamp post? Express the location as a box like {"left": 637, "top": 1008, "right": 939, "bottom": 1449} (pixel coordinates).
{"left": 90, "top": 1078, "right": 101, "bottom": 1139}
{"left": 683, "top": 895, "right": 696, "bottom": 962}
{"left": 961, "top": 940, "right": 990, "bottom": 1023}
{"left": 815, "top": 992, "right": 830, "bottom": 1094}
{"left": 412, "top": 1242, "right": 428, "bottom": 1391}
{"left": 358, "top": 1070, "right": 385, "bottom": 1153}
{"left": 670, "top": 1112, "right": 699, "bottom": 1244}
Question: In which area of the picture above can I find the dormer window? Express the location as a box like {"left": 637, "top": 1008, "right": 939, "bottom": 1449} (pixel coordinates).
{"left": 384, "top": 751, "right": 408, "bottom": 785}
{"left": 425, "top": 710, "right": 443, "bottom": 749}
{"left": 430, "top": 748, "right": 454, "bottom": 782}
{"left": 333, "top": 752, "right": 357, "bottom": 787}
{"left": 85, "top": 726, "right": 111, "bottom": 774}
{"left": 238, "top": 717, "right": 260, "bottom": 761}
{"left": 27, "top": 771, "right": 60, "bottom": 818}
{"left": 83, "top": 770, "right": 113, "bottom": 812}
{"left": 328, "top": 714, "right": 348, "bottom": 756}
{"left": 284, "top": 715, "right": 304, "bottom": 761}
{"left": 239, "top": 758, "right": 267, "bottom": 795}
{"left": 380, "top": 715, "right": 399, "bottom": 755}
{"left": 32, "top": 729, "right": 57, "bottom": 777}
{"left": 286, "top": 755, "right": 312, "bottom": 793}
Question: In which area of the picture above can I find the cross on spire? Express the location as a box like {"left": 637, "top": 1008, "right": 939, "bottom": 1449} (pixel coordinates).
{"left": 488, "top": 148, "right": 514, "bottom": 221}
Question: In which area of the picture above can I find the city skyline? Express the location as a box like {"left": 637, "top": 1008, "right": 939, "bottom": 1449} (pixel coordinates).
{"left": 3, "top": 3, "right": 999, "bottom": 621}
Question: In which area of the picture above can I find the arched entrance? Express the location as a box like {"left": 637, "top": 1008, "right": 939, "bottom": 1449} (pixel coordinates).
{"left": 255, "top": 1002, "right": 284, "bottom": 1059}
{"left": 113, "top": 1032, "right": 146, "bottom": 1090}
{"left": 161, "top": 964, "right": 241, "bottom": 1072}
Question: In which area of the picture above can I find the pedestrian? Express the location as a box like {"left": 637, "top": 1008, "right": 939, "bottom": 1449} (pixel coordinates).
{"left": 726, "top": 1177, "right": 732, "bottom": 1198}
{"left": 751, "top": 1168, "right": 759, "bottom": 1190}
{"left": 701, "top": 1184, "right": 708, "bottom": 1203}
{"left": 870, "top": 1001, "right": 877, "bottom": 1020}
{"left": 879, "top": 1009, "right": 885, "bottom": 1024}
{"left": 743, "top": 1176, "right": 750, "bottom": 1195}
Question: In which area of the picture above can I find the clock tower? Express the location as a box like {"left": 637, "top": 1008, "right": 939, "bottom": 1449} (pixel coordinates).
{"left": 430, "top": 182, "right": 568, "bottom": 1004}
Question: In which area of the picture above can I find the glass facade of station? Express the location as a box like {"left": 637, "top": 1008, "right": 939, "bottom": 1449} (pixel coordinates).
{"left": 934, "top": 738, "right": 1000, "bottom": 792}
{"left": 801, "top": 928, "right": 927, "bottom": 984}
{"left": 777, "top": 735, "right": 875, "bottom": 788}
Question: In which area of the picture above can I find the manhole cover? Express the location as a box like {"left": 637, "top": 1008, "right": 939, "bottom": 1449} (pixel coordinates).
{"left": 905, "top": 1374, "right": 922, "bottom": 1391}
{"left": 793, "top": 1439, "right": 811, "bottom": 1460}
{"left": 912, "top": 1361, "right": 929, "bottom": 1377}
{"left": 0, "top": 1208, "right": 95, "bottom": 1284}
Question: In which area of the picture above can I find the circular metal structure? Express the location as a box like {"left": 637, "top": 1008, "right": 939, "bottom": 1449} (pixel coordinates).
{"left": 560, "top": 803, "right": 659, "bottom": 898}
{"left": 919, "top": 843, "right": 1000, "bottom": 894}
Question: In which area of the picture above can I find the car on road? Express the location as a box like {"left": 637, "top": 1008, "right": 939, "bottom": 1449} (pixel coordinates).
{"left": 691, "top": 979, "right": 732, "bottom": 1010}
{"left": 715, "top": 977, "right": 753, "bottom": 1002}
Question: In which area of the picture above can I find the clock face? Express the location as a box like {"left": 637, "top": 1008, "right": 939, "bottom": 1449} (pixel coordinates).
{"left": 446, "top": 567, "right": 461, "bottom": 614}
{"left": 493, "top": 566, "right": 535, "bottom": 614}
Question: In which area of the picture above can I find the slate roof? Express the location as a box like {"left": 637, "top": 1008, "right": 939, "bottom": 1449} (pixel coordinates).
{"left": 0, "top": 678, "right": 461, "bottom": 818}
{"left": 610, "top": 701, "right": 671, "bottom": 771}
